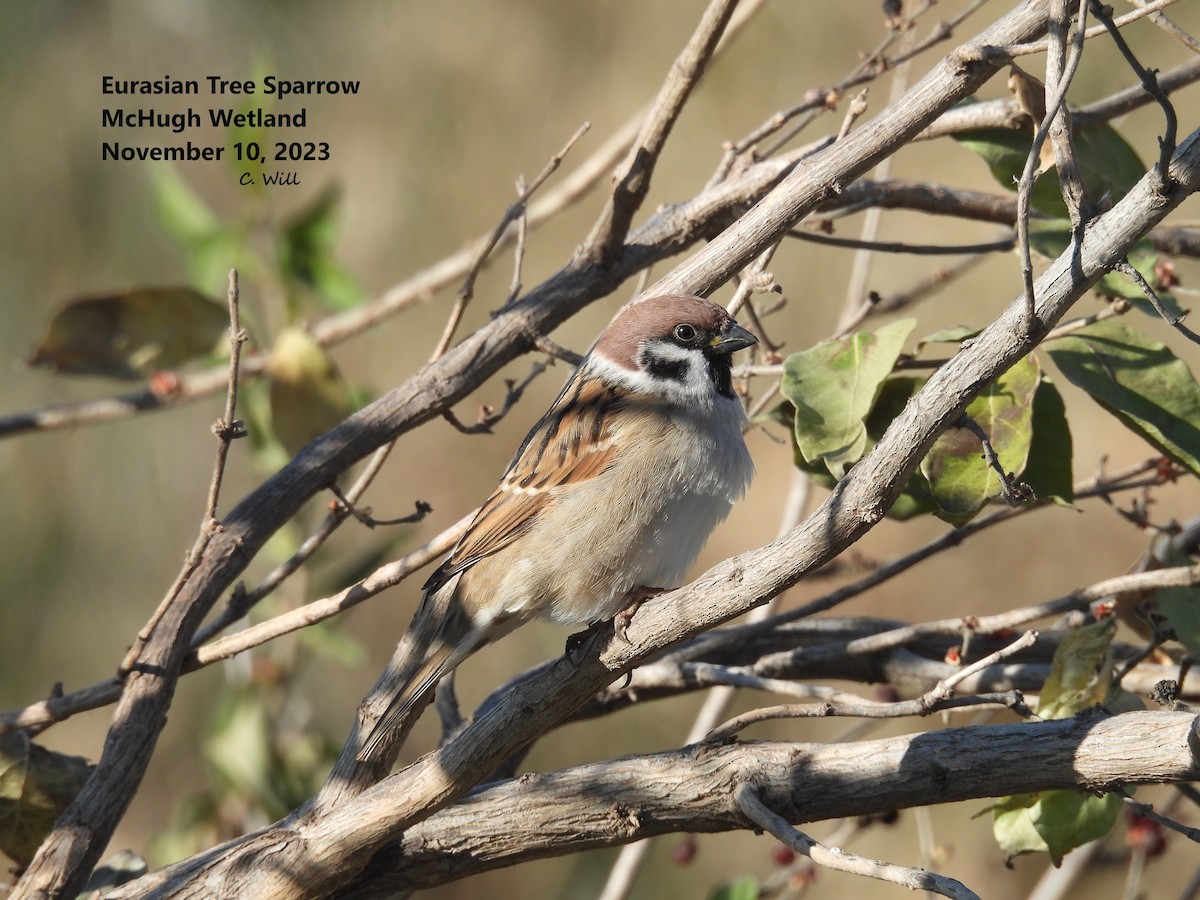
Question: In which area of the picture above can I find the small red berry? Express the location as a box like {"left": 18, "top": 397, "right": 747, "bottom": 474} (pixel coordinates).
{"left": 771, "top": 842, "right": 796, "bottom": 867}
{"left": 671, "top": 836, "right": 697, "bottom": 866}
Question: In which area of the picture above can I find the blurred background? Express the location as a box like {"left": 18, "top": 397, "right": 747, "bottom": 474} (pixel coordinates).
{"left": 1, "top": 1, "right": 1199, "bottom": 897}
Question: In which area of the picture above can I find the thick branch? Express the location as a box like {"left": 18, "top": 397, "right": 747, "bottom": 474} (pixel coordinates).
{"left": 324, "top": 711, "right": 1200, "bottom": 896}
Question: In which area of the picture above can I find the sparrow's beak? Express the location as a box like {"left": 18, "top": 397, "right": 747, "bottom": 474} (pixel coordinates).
{"left": 709, "top": 323, "right": 757, "bottom": 355}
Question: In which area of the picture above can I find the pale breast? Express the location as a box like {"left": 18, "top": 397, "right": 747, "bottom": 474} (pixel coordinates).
{"left": 476, "top": 395, "right": 753, "bottom": 625}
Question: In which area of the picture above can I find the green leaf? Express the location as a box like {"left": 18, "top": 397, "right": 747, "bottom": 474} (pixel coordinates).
{"left": 1037, "top": 619, "right": 1116, "bottom": 720}
{"left": 992, "top": 790, "right": 1122, "bottom": 865}
{"left": 921, "top": 354, "right": 1041, "bottom": 525}
{"left": 1027, "top": 222, "right": 1178, "bottom": 310}
{"left": 1158, "top": 584, "right": 1200, "bottom": 656}
{"left": 1073, "top": 121, "right": 1147, "bottom": 203}
{"left": 954, "top": 127, "right": 1066, "bottom": 215}
{"left": 151, "top": 166, "right": 247, "bottom": 291}
{"left": 0, "top": 732, "right": 93, "bottom": 866}
{"left": 298, "top": 619, "right": 367, "bottom": 667}
{"left": 27, "top": 287, "right": 229, "bottom": 380}
{"left": 1150, "top": 541, "right": 1200, "bottom": 657}
{"left": 266, "top": 327, "right": 356, "bottom": 456}
{"left": 1046, "top": 319, "right": 1200, "bottom": 477}
{"left": 279, "top": 186, "right": 364, "bottom": 313}
{"left": 865, "top": 376, "right": 938, "bottom": 519}
{"left": 1022, "top": 377, "right": 1074, "bottom": 505}
{"left": 914, "top": 325, "right": 979, "bottom": 354}
{"left": 205, "top": 689, "right": 286, "bottom": 815}
{"left": 782, "top": 318, "right": 916, "bottom": 477}
{"left": 954, "top": 120, "right": 1145, "bottom": 217}
{"left": 710, "top": 875, "right": 760, "bottom": 900}
{"left": 151, "top": 164, "right": 220, "bottom": 246}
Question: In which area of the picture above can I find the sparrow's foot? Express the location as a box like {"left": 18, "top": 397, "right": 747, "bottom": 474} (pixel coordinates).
{"left": 613, "top": 585, "right": 667, "bottom": 644}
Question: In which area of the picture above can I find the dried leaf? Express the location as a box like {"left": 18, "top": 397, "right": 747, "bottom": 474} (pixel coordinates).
{"left": 1007, "top": 65, "right": 1055, "bottom": 174}
{"left": 28, "top": 287, "right": 228, "bottom": 379}
{"left": 0, "top": 732, "right": 93, "bottom": 866}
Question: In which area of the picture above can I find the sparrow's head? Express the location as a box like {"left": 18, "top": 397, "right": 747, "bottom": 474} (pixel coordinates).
{"left": 591, "top": 294, "right": 757, "bottom": 405}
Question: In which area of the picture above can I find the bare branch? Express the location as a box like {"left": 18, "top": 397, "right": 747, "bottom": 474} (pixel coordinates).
{"left": 204, "top": 269, "right": 249, "bottom": 522}
{"left": 432, "top": 122, "right": 591, "bottom": 361}
{"left": 581, "top": 0, "right": 740, "bottom": 260}
{"left": 1112, "top": 257, "right": 1200, "bottom": 343}
{"left": 255, "top": 711, "right": 1200, "bottom": 898}
{"left": 1091, "top": 0, "right": 1179, "bottom": 187}
{"left": 791, "top": 227, "right": 1015, "bottom": 256}
{"left": 735, "top": 784, "right": 982, "bottom": 900}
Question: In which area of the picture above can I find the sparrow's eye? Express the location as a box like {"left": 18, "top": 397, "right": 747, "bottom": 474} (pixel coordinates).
{"left": 673, "top": 323, "right": 698, "bottom": 343}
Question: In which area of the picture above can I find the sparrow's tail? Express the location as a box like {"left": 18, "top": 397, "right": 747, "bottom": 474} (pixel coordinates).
{"left": 355, "top": 645, "right": 459, "bottom": 762}
{"left": 355, "top": 583, "right": 481, "bottom": 763}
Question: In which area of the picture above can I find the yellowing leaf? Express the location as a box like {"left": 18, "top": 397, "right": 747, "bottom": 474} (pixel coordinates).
{"left": 922, "top": 354, "right": 1040, "bottom": 525}
{"left": 1037, "top": 619, "right": 1116, "bottom": 720}
{"left": 266, "top": 327, "right": 355, "bottom": 456}
{"left": 0, "top": 731, "right": 93, "bottom": 866}
{"left": 28, "top": 287, "right": 228, "bottom": 380}
{"left": 992, "top": 790, "right": 1122, "bottom": 865}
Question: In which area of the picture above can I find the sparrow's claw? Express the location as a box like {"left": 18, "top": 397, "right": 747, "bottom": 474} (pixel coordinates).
{"left": 613, "top": 585, "right": 667, "bottom": 644}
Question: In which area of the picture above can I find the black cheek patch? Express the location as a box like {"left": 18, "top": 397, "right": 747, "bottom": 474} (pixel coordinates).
{"left": 645, "top": 355, "right": 689, "bottom": 382}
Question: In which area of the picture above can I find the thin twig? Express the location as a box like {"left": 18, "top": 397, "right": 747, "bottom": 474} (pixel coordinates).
{"left": 1045, "top": 0, "right": 1094, "bottom": 225}
{"left": 836, "top": 89, "right": 870, "bottom": 141}
{"left": 954, "top": 413, "right": 1036, "bottom": 505}
{"left": 194, "top": 440, "right": 401, "bottom": 646}
{"left": 705, "top": 690, "right": 1033, "bottom": 741}
{"left": 835, "top": 47, "right": 914, "bottom": 334}
{"left": 431, "top": 123, "right": 591, "bottom": 362}
{"left": 118, "top": 269, "right": 248, "bottom": 676}
{"left": 581, "top": 0, "right": 739, "bottom": 261}
{"left": 505, "top": 178, "right": 529, "bottom": 306}
{"left": 735, "top": 785, "right": 982, "bottom": 899}
{"left": 754, "top": 0, "right": 984, "bottom": 157}
{"left": 1112, "top": 259, "right": 1200, "bottom": 343}
{"left": 705, "top": 631, "right": 1039, "bottom": 742}
{"left": 204, "top": 269, "right": 249, "bottom": 522}
{"left": 725, "top": 244, "right": 778, "bottom": 318}
{"left": 1004, "top": 0, "right": 1183, "bottom": 56}
{"left": 442, "top": 360, "right": 550, "bottom": 434}
{"left": 762, "top": 565, "right": 1200, "bottom": 674}
{"left": 1127, "top": 0, "right": 1200, "bottom": 53}
{"left": 326, "top": 489, "right": 433, "bottom": 529}
{"left": 1120, "top": 792, "right": 1200, "bottom": 843}
{"left": 1015, "top": 0, "right": 1090, "bottom": 332}
{"left": 1091, "top": 0, "right": 1179, "bottom": 187}
{"left": 791, "top": 229, "right": 1015, "bottom": 256}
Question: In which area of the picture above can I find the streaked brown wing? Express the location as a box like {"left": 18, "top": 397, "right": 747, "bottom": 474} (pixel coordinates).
{"left": 425, "top": 373, "right": 623, "bottom": 591}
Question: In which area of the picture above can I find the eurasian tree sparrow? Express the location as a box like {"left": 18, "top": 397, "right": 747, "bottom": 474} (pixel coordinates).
{"left": 357, "top": 294, "right": 756, "bottom": 761}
